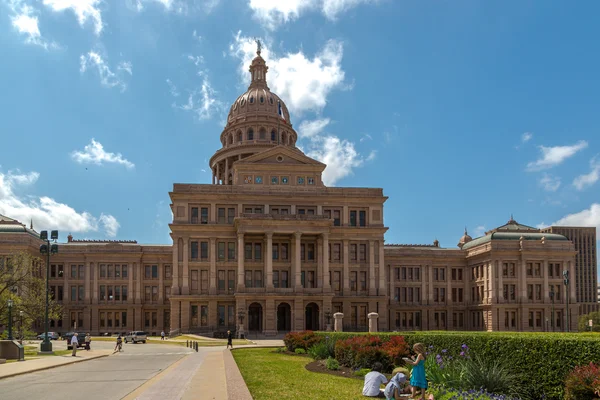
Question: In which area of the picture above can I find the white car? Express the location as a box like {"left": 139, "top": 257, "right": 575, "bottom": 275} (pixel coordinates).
{"left": 124, "top": 331, "right": 147, "bottom": 344}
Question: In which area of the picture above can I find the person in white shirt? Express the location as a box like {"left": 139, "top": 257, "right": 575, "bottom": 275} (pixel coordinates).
{"left": 71, "top": 333, "right": 79, "bottom": 357}
{"left": 362, "top": 362, "right": 388, "bottom": 398}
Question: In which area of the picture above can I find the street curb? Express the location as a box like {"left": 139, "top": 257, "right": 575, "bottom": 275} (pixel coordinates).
{"left": 0, "top": 353, "right": 111, "bottom": 380}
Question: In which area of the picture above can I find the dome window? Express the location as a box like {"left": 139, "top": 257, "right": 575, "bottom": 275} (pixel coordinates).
{"left": 269, "top": 97, "right": 274, "bottom": 105}
{"left": 260, "top": 96, "right": 264, "bottom": 103}
{"left": 237, "top": 132, "right": 242, "bottom": 142}
{"left": 248, "top": 129, "right": 254, "bottom": 141}
{"left": 240, "top": 98, "right": 246, "bottom": 107}
{"left": 271, "top": 130, "right": 276, "bottom": 141}
{"left": 250, "top": 96, "right": 254, "bottom": 104}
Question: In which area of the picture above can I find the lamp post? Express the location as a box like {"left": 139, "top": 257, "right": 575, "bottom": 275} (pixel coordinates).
{"left": 237, "top": 308, "right": 245, "bottom": 339}
{"left": 549, "top": 286, "right": 555, "bottom": 332}
{"left": 19, "top": 311, "right": 24, "bottom": 344}
{"left": 563, "top": 269, "right": 570, "bottom": 333}
{"left": 39, "top": 230, "right": 59, "bottom": 352}
{"left": 7, "top": 299, "right": 13, "bottom": 340}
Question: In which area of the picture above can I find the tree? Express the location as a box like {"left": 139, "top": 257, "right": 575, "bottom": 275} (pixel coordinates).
{"left": 578, "top": 311, "right": 600, "bottom": 332}
{"left": 0, "top": 251, "right": 62, "bottom": 335}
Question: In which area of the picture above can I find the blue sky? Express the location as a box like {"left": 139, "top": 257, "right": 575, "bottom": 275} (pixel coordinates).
{"left": 1, "top": 1, "right": 599, "bottom": 266}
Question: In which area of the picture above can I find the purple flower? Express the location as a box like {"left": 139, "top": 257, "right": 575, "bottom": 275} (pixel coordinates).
{"left": 461, "top": 344, "right": 468, "bottom": 349}
{"left": 442, "top": 349, "right": 447, "bottom": 353}
{"left": 460, "top": 351, "right": 465, "bottom": 357}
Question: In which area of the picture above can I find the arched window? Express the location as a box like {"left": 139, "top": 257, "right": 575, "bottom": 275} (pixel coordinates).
{"left": 248, "top": 129, "right": 254, "bottom": 141}
{"left": 271, "top": 130, "right": 276, "bottom": 142}
{"left": 229, "top": 134, "right": 234, "bottom": 145}
{"left": 260, "top": 96, "right": 264, "bottom": 103}
{"left": 282, "top": 132, "right": 286, "bottom": 144}
{"left": 237, "top": 131, "right": 242, "bottom": 142}
{"left": 250, "top": 96, "right": 254, "bottom": 104}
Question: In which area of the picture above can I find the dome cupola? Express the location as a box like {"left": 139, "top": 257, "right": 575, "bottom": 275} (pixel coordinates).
{"left": 457, "top": 227, "right": 473, "bottom": 249}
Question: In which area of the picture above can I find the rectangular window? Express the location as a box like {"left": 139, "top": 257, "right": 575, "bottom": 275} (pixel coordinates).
{"left": 100, "top": 285, "right": 106, "bottom": 301}
{"left": 254, "top": 243, "right": 262, "bottom": 260}
{"left": 107, "top": 264, "right": 113, "bottom": 278}
{"left": 100, "top": 312, "right": 105, "bottom": 328}
{"left": 152, "top": 265, "right": 158, "bottom": 279}
{"left": 227, "top": 208, "right": 235, "bottom": 224}
{"left": 301, "top": 271, "right": 305, "bottom": 287}
{"left": 108, "top": 286, "right": 113, "bottom": 301}
{"left": 50, "top": 265, "right": 56, "bottom": 278}
{"left": 307, "top": 271, "right": 315, "bottom": 288}
{"left": 245, "top": 270, "right": 253, "bottom": 288}
{"left": 228, "top": 270, "right": 235, "bottom": 291}
{"left": 332, "top": 271, "right": 340, "bottom": 291}
{"left": 359, "top": 244, "right": 367, "bottom": 261}
{"left": 71, "top": 286, "right": 77, "bottom": 301}
{"left": 228, "top": 305, "right": 235, "bottom": 327}
{"left": 359, "top": 271, "right": 367, "bottom": 291}
{"left": 228, "top": 242, "right": 236, "bottom": 260}
{"left": 273, "top": 271, "right": 279, "bottom": 288}
{"left": 71, "top": 265, "right": 77, "bottom": 279}
{"left": 281, "top": 244, "right": 288, "bottom": 260}
{"left": 145, "top": 265, "right": 151, "bottom": 279}
{"left": 359, "top": 210, "right": 366, "bottom": 227}
{"left": 191, "top": 207, "right": 198, "bottom": 223}
{"left": 218, "top": 208, "right": 226, "bottom": 224}
{"left": 272, "top": 244, "right": 279, "bottom": 260}
{"left": 201, "top": 305, "right": 208, "bottom": 326}
{"left": 350, "top": 244, "right": 357, "bottom": 261}
{"left": 307, "top": 243, "right": 315, "bottom": 261}
{"left": 281, "top": 271, "right": 289, "bottom": 288}
{"left": 191, "top": 242, "right": 199, "bottom": 259}
{"left": 201, "top": 270, "right": 208, "bottom": 291}
{"left": 301, "top": 244, "right": 305, "bottom": 261}
{"left": 152, "top": 286, "right": 158, "bottom": 301}
{"left": 350, "top": 271, "right": 357, "bottom": 291}
{"left": 218, "top": 242, "right": 226, "bottom": 261}
{"left": 145, "top": 286, "right": 151, "bottom": 301}
{"left": 349, "top": 210, "right": 357, "bottom": 227}
{"left": 108, "top": 312, "right": 113, "bottom": 328}
{"left": 527, "top": 262, "right": 533, "bottom": 277}
{"left": 254, "top": 270, "right": 263, "bottom": 288}
{"left": 115, "top": 265, "right": 121, "bottom": 278}
{"left": 122, "top": 265, "right": 128, "bottom": 278}
{"left": 333, "top": 210, "right": 341, "bottom": 226}
{"left": 218, "top": 305, "right": 225, "bottom": 326}
{"left": 218, "top": 270, "right": 225, "bottom": 290}
{"left": 245, "top": 244, "right": 253, "bottom": 260}
{"left": 191, "top": 270, "right": 199, "bottom": 292}
{"left": 333, "top": 244, "right": 341, "bottom": 261}
{"left": 114, "top": 286, "right": 120, "bottom": 301}
{"left": 201, "top": 207, "right": 208, "bottom": 224}
{"left": 79, "top": 265, "right": 85, "bottom": 279}
{"left": 122, "top": 286, "right": 128, "bottom": 301}
{"left": 200, "top": 242, "right": 208, "bottom": 260}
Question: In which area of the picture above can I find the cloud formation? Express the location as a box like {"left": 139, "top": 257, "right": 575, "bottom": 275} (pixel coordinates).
{"left": 42, "top": 0, "right": 103, "bottom": 36}
{"left": 80, "top": 51, "right": 132, "bottom": 91}
{"left": 573, "top": 156, "right": 600, "bottom": 191}
{"left": 0, "top": 170, "right": 119, "bottom": 237}
{"left": 229, "top": 33, "right": 346, "bottom": 115}
{"left": 521, "top": 132, "right": 532, "bottom": 143}
{"left": 71, "top": 139, "right": 135, "bottom": 169}
{"left": 298, "top": 118, "right": 331, "bottom": 138}
{"left": 7, "top": 2, "right": 57, "bottom": 49}
{"left": 539, "top": 173, "right": 561, "bottom": 192}
{"left": 526, "top": 140, "right": 588, "bottom": 171}
{"left": 248, "top": 0, "right": 377, "bottom": 29}
{"left": 543, "top": 204, "right": 600, "bottom": 233}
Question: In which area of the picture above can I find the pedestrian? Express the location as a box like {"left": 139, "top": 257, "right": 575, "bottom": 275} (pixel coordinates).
{"left": 226, "top": 330, "right": 233, "bottom": 349}
{"left": 115, "top": 334, "right": 123, "bottom": 352}
{"left": 362, "top": 362, "right": 388, "bottom": 398}
{"left": 85, "top": 333, "right": 91, "bottom": 351}
{"left": 161, "top": 330, "right": 165, "bottom": 341}
{"left": 71, "top": 333, "right": 79, "bottom": 357}
{"left": 405, "top": 343, "right": 428, "bottom": 400}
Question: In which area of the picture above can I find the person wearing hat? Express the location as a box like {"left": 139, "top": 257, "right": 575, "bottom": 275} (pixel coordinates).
{"left": 71, "top": 333, "right": 79, "bottom": 357}
{"left": 384, "top": 372, "right": 408, "bottom": 400}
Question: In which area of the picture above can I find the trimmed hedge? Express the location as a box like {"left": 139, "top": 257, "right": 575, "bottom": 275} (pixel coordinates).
{"left": 314, "top": 331, "right": 600, "bottom": 400}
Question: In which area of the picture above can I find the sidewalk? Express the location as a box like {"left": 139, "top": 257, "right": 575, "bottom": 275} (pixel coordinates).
{"left": 0, "top": 349, "right": 112, "bottom": 380}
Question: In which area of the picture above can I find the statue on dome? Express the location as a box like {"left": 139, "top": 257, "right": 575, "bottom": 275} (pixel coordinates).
{"left": 255, "top": 38, "right": 262, "bottom": 55}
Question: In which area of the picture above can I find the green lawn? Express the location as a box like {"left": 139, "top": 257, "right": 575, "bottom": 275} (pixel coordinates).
{"left": 233, "top": 348, "right": 365, "bottom": 400}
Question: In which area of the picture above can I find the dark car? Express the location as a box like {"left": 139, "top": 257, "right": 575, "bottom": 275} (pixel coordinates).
{"left": 36, "top": 332, "right": 59, "bottom": 340}
{"left": 64, "top": 332, "right": 87, "bottom": 349}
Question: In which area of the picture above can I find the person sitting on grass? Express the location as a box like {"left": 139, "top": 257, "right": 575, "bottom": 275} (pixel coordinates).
{"left": 384, "top": 372, "right": 409, "bottom": 400}
{"left": 362, "top": 362, "right": 388, "bottom": 398}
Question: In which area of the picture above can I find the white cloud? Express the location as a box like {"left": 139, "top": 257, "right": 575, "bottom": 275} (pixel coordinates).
{"left": 360, "top": 134, "right": 372, "bottom": 142}
{"left": 548, "top": 203, "right": 600, "bottom": 231}
{"left": 248, "top": 0, "right": 377, "bottom": 29}
{"left": 71, "top": 139, "right": 135, "bottom": 169}
{"left": 166, "top": 78, "right": 179, "bottom": 97}
{"left": 188, "top": 55, "right": 204, "bottom": 66}
{"left": 526, "top": 140, "right": 588, "bottom": 171}
{"left": 177, "top": 77, "right": 224, "bottom": 120}
{"left": 521, "top": 132, "right": 533, "bottom": 143}
{"left": 192, "top": 29, "right": 202, "bottom": 42}
{"left": 539, "top": 173, "right": 561, "bottom": 192}
{"left": 80, "top": 51, "right": 132, "bottom": 91}
{"left": 131, "top": 0, "right": 219, "bottom": 13}
{"left": 42, "top": 0, "right": 103, "bottom": 36}
{"left": 298, "top": 118, "right": 330, "bottom": 138}
{"left": 99, "top": 214, "right": 120, "bottom": 237}
{"left": 306, "top": 136, "right": 364, "bottom": 185}
{"left": 7, "top": 2, "right": 58, "bottom": 49}
{"left": 573, "top": 156, "right": 600, "bottom": 191}
{"left": 229, "top": 33, "right": 346, "bottom": 116}
{"left": 0, "top": 170, "right": 119, "bottom": 237}
{"left": 473, "top": 225, "right": 486, "bottom": 237}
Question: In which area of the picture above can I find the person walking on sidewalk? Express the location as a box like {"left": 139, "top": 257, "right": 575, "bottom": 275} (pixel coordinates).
{"left": 161, "top": 331, "right": 165, "bottom": 341}
{"left": 114, "top": 334, "right": 123, "bottom": 352}
{"left": 71, "top": 333, "right": 79, "bottom": 357}
{"left": 227, "top": 330, "right": 233, "bottom": 349}
{"left": 85, "top": 333, "right": 91, "bottom": 351}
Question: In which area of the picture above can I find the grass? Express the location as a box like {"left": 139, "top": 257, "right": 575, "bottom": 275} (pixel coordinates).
{"left": 233, "top": 348, "right": 365, "bottom": 400}
{"left": 4, "top": 346, "right": 72, "bottom": 362}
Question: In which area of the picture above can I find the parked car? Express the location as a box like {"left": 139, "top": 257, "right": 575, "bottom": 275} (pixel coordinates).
{"left": 36, "top": 332, "right": 59, "bottom": 340}
{"left": 64, "top": 332, "right": 87, "bottom": 349}
{"left": 124, "top": 331, "right": 147, "bottom": 344}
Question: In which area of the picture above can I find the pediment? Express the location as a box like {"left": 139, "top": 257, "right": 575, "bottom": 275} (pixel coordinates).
{"left": 236, "top": 146, "right": 326, "bottom": 167}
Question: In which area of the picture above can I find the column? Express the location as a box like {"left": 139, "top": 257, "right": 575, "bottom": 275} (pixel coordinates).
{"left": 182, "top": 238, "right": 189, "bottom": 295}
{"left": 446, "top": 267, "right": 452, "bottom": 305}
{"left": 569, "top": 259, "right": 576, "bottom": 302}
{"left": 128, "top": 261, "right": 134, "bottom": 304}
{"left": 209, "top": 238, "right": 217, "bottom": 294}
{"left": 368, "top": 240, "right": 376, "bottom": 295}
{"left": 158, "top": 262, "right": 164, "bottom": 302}
{"left": 92, "top": 261, "right": 98, "bottom": 304}
{"left": 171, "top": 239, "right": 180, "bottom": 295}
{"left": 237, "top": 233, "right": 245, "bottom": 291}
{"left": 543, "top": 260, "right": 549, "bottom": 302}
{"left": 322, "top": 233, "right": 330, "bottom": 291}
{"left": 498, "top": 260, "right": 504, "bottom": 303}
{"left": 490, "top": 261, "right": 496, "bottom": 303}
{"left": 294, "top": 232, "right": 302, "bottom": 289}
{"left": 225, "top": 158, "right": 229, "bottom": 185}
{"left": 520, "top": 258, "right": 527, "bottom": 301}
{"left": 210, "top": 203, "right": 216, "bottom": 224}
{"left": 343, "top": 240, "right": 350, "bottom": 292}
{"left": 317, "top": 236, "right": 323, "bottom": 289}
{"left": 85, "top": 261, "right": 91, "bottom": 302}
{"left": 136, "top": 262, "right": 142, "bottom": 303}
{"left": 216, "top": 163, "right": 220, "bottom": 184}
{"left": 483, "top": 261, "right": 488, "bottom": 304}
{"left": 428, "top": 265, "right": 434, "bottom": 305}
{"left": 266, "top": 232, "right": 274, "bottom": 290}
{"left": 212, "top": 170, "right": 216, "bottom": 185}
{"left": 368, "top": 312, "right": 379, "bottom": 333}
{"left": 378, "top": 241, "right": 386, "bottom": 296}
{"left": 342, "top": 205, "right": 348, "bottom": 226}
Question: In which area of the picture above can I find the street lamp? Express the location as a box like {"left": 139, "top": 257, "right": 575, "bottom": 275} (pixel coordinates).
{"left": 563, "top": 269, "right": 570, "bottom": 333}
{"left": 237, "top": 308, "right": 246, "bottom": 339}
{"left": 549, "top": 286, "right": 555, "bottom": 332}
{"left": 39, "top": 229, "right": 59, "bottom": 353}
{"left": 19, "top": 310, "right": 24, "bottom": 344}
{"left": 7, "top": 299, "right": 13, "bottom": 340}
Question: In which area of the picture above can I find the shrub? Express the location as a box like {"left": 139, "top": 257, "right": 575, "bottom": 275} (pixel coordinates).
{"left": 295, "top": 348, "right": 306, "bottom": 355}
{"left": 283, "top": 331, "right": 322, "bottom": 352}
{"left": 334, "top": 335, "right": 401, "bottom": 372}
{"left": 564, "top": 362, "right": 600, "bottom": 400}
{"left": 354, "top": 368, "right": 371, "bottom": 377}
{"left": 274, "top": 347, "right": 286, "bottom": 353}
{"left": 308, "top": 340, "right": 330, "bottom": 360}
{"left": 326, "top": 357, "right": 340, "bottom": 371}
{"left": 315, "top": 331, "right": 600, "bottom": 399}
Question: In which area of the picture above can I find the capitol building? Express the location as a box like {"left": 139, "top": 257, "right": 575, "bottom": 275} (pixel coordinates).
{"left": 0, "top": 48, "right": 597, "bottom": 336}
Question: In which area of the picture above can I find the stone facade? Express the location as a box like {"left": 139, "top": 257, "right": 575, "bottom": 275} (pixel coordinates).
{"left": 0, "top": 50, "right": 594, "bottom": 336}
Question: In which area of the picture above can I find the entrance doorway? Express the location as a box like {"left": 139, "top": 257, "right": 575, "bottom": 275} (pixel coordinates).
{"left": 305, "top": 303, "right": 319, "bottom": 331}
{"left": 248, "top": 303, "right": 263, "bottom": 332}
{"left": 277, "top": 303, "right": 292, "bottom": 332}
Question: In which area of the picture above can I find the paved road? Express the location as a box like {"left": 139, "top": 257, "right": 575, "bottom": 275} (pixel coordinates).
{"left": 0, "top": 342, "right": 195, "bottom": 400}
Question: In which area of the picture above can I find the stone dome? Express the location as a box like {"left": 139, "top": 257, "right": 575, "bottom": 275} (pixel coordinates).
{"left": 457, "top": 228, "right": 473, "bottom": 249}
